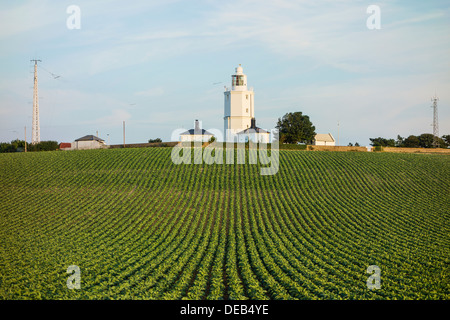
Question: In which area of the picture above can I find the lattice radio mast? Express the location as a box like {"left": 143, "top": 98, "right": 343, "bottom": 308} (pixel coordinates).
{"left": 431, "top": 94, "right": 439, "bottom": 148}
{"left": 31, "top": 59, "right": 41, "bottom": 144}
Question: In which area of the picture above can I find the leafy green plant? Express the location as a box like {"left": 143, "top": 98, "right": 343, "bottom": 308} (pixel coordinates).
{"left": 0, "top": 148, "right": 448, "bottom": 300}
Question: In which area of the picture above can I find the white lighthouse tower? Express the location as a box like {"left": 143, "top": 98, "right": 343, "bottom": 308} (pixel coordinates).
{"left": 224, "top": 65, "right": 254, "bottom": 142}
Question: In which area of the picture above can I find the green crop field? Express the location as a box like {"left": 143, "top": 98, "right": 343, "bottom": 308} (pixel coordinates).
{"left": 0, "top": 147, "right": 449, "bottom": 300}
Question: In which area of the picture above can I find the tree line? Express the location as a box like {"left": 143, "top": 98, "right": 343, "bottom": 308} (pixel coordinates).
{"left": 0, "top": 140, "right": 59, "bottom": 153}
{"left": 275, "top": 112, "right": 450, "bottom": 149}
{"left": 370, "top": 134, "right": 450, "bottom": 148}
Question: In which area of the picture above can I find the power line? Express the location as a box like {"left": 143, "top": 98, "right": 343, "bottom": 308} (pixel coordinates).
{"left": 38, "top": 64, "right": 61, "bottom": 79}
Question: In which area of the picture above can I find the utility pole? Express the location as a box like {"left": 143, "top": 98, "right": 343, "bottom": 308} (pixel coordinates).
{"left": 431, "top": 95, "right": 439, "bottom": 148}
{"left": 24, "top": 126, "right": 27, "bottom": 152}
{"left": 123, "top": 121, "right": 125, "bottom": 148}
{"left": 337, "top": 120, "right": 340, "bottom": 146}
{"left": 31, "top": 59, "right": 41, "bottom": 144}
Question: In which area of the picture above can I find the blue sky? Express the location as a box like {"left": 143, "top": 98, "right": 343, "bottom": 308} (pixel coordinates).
{"left": 0, "top": 0, "right": 449, "bottom": 146}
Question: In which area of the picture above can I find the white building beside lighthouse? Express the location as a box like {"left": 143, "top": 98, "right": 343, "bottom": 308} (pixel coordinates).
{"left": 224, "top": 65, "right": 256, "bottom": 142}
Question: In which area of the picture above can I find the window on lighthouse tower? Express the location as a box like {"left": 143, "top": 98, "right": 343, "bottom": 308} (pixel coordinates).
{"left": 232, "top": 75, "right": 244, "bottom": 86}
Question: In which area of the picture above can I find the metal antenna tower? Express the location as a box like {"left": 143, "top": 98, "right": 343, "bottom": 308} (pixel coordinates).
{"left": 31, "top": 59, "right": 41, "bottom": 144}
{"left": 431, "top": 94, "right": 439, "bottom": 148}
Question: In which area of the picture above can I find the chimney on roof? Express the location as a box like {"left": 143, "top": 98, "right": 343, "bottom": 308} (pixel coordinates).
{"left": 251, "top": 118, "right": 256, "bottom": 129}
{"left": 194, "top": 119, "right": 202, "bottom": 135}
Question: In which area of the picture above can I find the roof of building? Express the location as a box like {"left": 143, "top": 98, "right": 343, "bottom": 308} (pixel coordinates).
{"left": 314, "top": 133, "right": 335, "bottom": 142}
{"left": 180, "top": 129, "right": 214, "bottom": 136}
{"left": 59, "top": 142, "right": 71, "bottom": 148}
{"left": 180, "top": 119, "right": 214, "bottom": 136}
{"left": 75, "top": 135, "right": 105, "bottom": 142}
{"left": 237, "top": 117, "right": 269, "bottom": 135}
{"left": 237, "top": 127, "right": 270, "bottom": 134}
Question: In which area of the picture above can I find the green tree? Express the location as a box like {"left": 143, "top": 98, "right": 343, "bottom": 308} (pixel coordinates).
{"left": 369, "top": 137, "right": 395, "bottom": 147}
{"left": 441, "top": 135, "right": 450, "bottom": 147}
{"left": 276, "top": 112, "right": 315, "bottom": 144}
{"left": 397, "top": 134, "right": 446, "bottom": 148}
{"left": 28, "top": 141, "right": 59, "bottom": 152}
{"left": 403, "top": 135, "right": 420, "bottom": 148}
{"left": 148, "top": 138, "right": 162, "bottom": 143}
{"left": 395, "top": 135, "right": 404, "bottom": 147}
{"left": 0, "top": 142, "right": 14, "bottom": 153}
{"left": 0, "top": 139, "right": 30, "bottom": 153}
{"left": 417, "top": 133, "right": 434, "bottom": 148}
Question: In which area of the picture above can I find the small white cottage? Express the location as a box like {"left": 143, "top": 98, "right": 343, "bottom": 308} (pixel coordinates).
{"left": 72, "top": 135, "right": 106, "bottom": 150}
{"left": 313, "top": 133, "right": 336, "bottom": 146}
